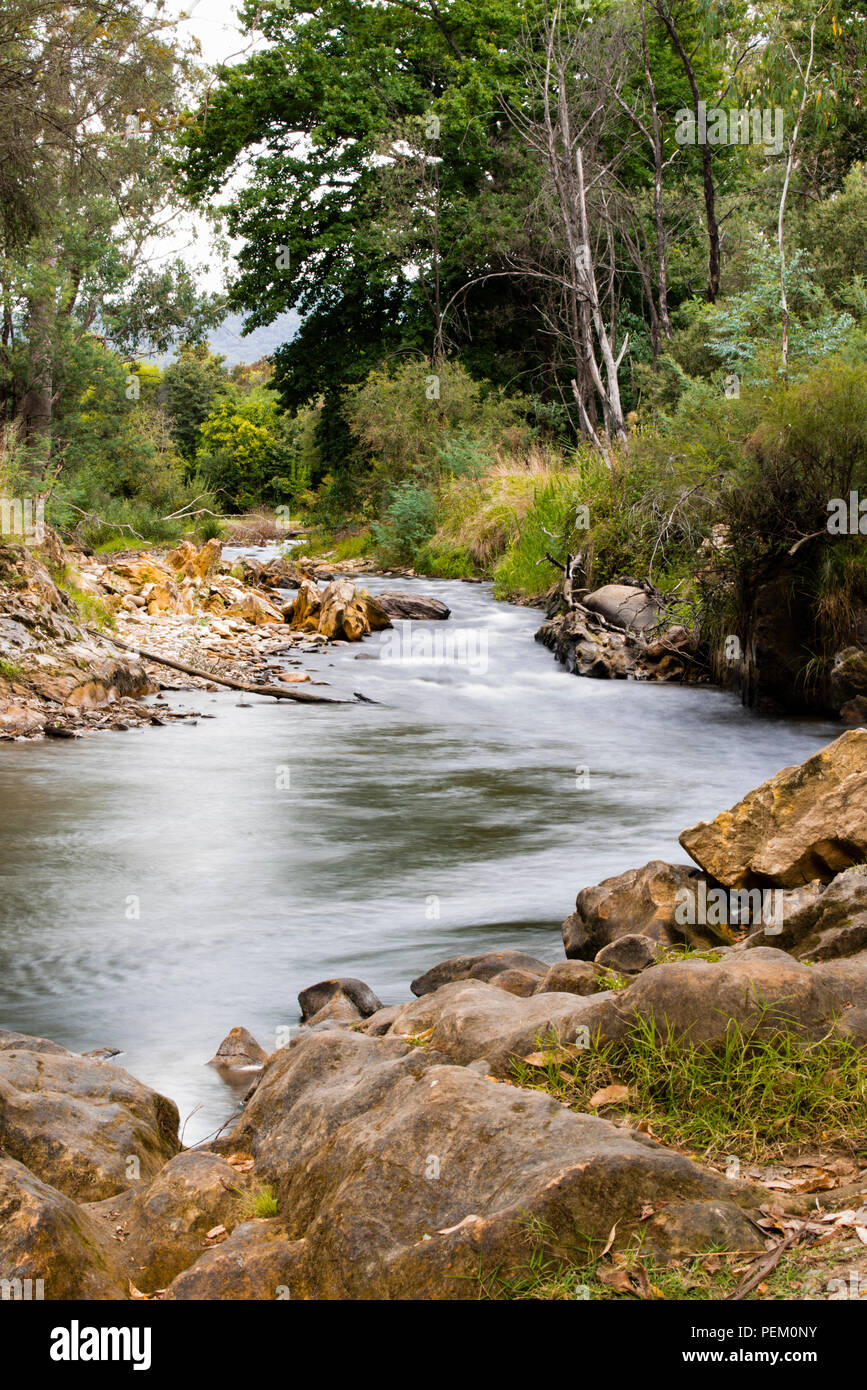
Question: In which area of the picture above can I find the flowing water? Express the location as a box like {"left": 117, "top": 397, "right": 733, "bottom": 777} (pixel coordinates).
{"left": 0, "top": 561, "right": 840, "bottom": 1141}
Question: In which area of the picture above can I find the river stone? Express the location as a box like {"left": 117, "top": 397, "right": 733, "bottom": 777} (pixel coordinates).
{"left": 576, "top": 947, "right": 867, "bottom": 1046}
{"left": 86, "top": 1149, "right": 251, "bottom": 1294}
{"left": 165, "top": 1220, "right": 305, "bottom": 1300}
{"left": 377, "top": 592, "right": 451, "bottom": 621}
{"left": 0, "top": 1156, "right": 130, "bottom": 1299}
{"left": 487, "top": 968, "right": 541, "bottom": 997}
{"left": 0, "top": 1029, "right": 69, "bottom": 1055}
{"left": 388, "top": 950, "right": 867, "bottom": 1072}
{"left": 0, "top": 1043, "right": 180, "bottom": 1200}
{"left": 747, "top": 866, "right": 867, "bottom": 962}
{"left": 207, "top": 1026, "right": 269, "bottom": 1073}
{"left": 831, "top": 1007, "right": 867, "bottom": 1047}
{"left": 220, "top": 1029, "right": 762, "bottom": 1297}
{"left": 288, "top": 579, "right": 322, "bottom": 631}
{"left": 679, "top": 729, "right": 867, "bottom": 888}
{"left": 533, "top": 960, "right": 605, "bottom": 996}
{"left": 388, "top": 980, "right": 598, "bottom": 1073}
{"left": 298, "top": 977, "right": 383, "bottom": 1022}
{"left": 317, "top": 580, "right": 391, "bottom": 642}
{"left": 359, "top": 1004, "right": 403, "bottom": 1036}
{"left": 563, "top": 860, "right": 706, "bottom": 959}
{"left": 410, "top": 950, "right": 549, "bottom": 997}
{"left": 594, "top": 933, "right": 659, "bottom": 975}
{"left": 583, "top": 584, "right": 662, "bottom": 633}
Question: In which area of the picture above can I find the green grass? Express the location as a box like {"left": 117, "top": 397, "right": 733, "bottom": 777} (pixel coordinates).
{"left": 476, "top": 1213, "right": 844, "bottom": 1300}
{"left": 510, "top": 1011, "right": 867, "bottom": 1164}
{"left": 239, "top": 1185, "right": 279, "bottom": 1219}
{"left": 0, "top": 656, "right": 22, "bottom": 681}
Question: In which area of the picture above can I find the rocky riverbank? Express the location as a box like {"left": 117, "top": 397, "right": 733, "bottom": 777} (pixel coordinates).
{"left": 535, "top": 572, "right": 867, "bottom": 726}
{"left": 2, "top": 731, "right": 865, "bottom": 1300}
{"left": 0, "top": 533, "right": 450, "bottom": 739}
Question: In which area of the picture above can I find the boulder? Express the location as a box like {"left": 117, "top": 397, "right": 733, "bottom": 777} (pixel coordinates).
{"left": 0, "top": 1043, "right": 179, "bottom": 1200}
{"left": 225, "top": 589, "right": 284, "bottom": 625}
{"left": 487, "top": 968, "right": 541, "bottom": 997}
{"left": 0, "top": 1156, "right": 130, "bottom": 1300}
{"left": 359, "top": 1005, "right": 403, "bottom": 1037}
{"left": 207, "top": 1026, "right": 269, "bottom": 1074}
{"left": 87, "top": 1150, "right": 251, "bottom": 1294}
{"left": 218, "top": 1029, "right": 761, "bottom": 1298}
{"left": 563, "top": 860, "right": 708, "bottom": 959}
{"left": 387, "top": 949, "right": 867, "bottom": 1072}
{"left": 577, "top": 947, "right": 867, "bottom": 1046}
{"left": 582, "top": 584, "right": 662, "bottom": 633}
{"left": 288, "top": 579, "right": 322, "bottom": 631}
{"left": 388, "top": 979, "right": 597, "bottom": 1072}
{"left": 594, "top": 933, "right": 659, "bottom": 975}
{"left": 298, "top": 978, "right": 383, "bottom": 1023}
{"left": 680, "top": 729, "right": 867, "bottom": 888}
{"left": 747, "top": 866, "right": 867, "bottom": 962}
{"left": 164, "top": 1220, "right": 304, "bottom": 1301}
{"left": 317, "top": 580, "right": 391, "bottom": 642}
{"left": 411, "top": 950, "right": 550, "bottom": 997}
{"left": 166, "top": 538, "right": 222, "bottom": 581}
{"left": 829, "top": 646, "right": 867, "bottom": 715}
{"left": 533, "top": 960, "right": 605, "bottom": 997}
{"left": 377, "top": 592, "right": 451, "bottom": 621}
{"left": 0, "top": 1029, "right": 69, "bottom": 1055}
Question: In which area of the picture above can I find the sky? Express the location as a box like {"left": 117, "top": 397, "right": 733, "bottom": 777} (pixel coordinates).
{"left": 152, "top": 0, "right": 301, "bottom": 363}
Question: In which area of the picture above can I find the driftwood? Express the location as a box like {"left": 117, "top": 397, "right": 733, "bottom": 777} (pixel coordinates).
{"left": 87, "top": 629, "right": 355, "bottom": 705}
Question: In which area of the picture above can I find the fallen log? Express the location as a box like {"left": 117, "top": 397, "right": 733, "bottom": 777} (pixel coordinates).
{"left": 86, "top": 629, "right": 356, "bottom": 705}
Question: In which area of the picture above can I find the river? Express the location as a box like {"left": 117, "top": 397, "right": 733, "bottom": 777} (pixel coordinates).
{"left": 0, "top": 565, "right": 840, "bottom": 1141}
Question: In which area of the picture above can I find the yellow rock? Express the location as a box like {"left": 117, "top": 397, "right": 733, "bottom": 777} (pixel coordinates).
{"left": 680, "top": 729, "right": 867, "bottom": 887}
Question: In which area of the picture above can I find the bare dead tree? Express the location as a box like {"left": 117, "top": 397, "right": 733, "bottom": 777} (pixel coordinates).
{"left": 507, "top": 3, "right": 630, "bottom": 459}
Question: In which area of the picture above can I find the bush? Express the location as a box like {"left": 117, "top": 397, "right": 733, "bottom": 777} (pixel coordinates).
{"left": 371, "top": 482, "right": 437, "bottom": 563}
{"left": 345, "top": 358, "right": 529, "bottom": 484}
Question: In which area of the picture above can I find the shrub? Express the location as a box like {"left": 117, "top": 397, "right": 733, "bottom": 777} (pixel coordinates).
{"left": 371, "top": 481, "right": 437, "bottom": 563}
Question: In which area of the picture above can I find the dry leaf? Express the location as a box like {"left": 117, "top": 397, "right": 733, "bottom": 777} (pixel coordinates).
{"left": 437, "top": 1214, "right": 482, "bottom": 1236}
{"left": 206, "top": 1224, "right": 227, "bottom": 1241}
{"left": 522, "top": 1052, "right": 551, "bottom": 1067}
{"left": 128, "top": 1280, "right": 149, "bottom": 1301}
{"left": 588, "top": 1083, "right": 631, "bottom": 1108}
{"left": 600, "top": 1222, "right": 619, "bottom": 1257}
{"left": 855, "top": 1227, "right": 867, "bottom": 1246}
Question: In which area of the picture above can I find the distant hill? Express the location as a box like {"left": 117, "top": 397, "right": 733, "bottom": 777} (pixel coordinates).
{"left": 206, "top": 310, "right": 301, "bottom": 365}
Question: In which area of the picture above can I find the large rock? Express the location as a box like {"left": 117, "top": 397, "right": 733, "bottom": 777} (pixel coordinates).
{"left": 388, "top": 949, "right": 867, "bottom": 1071}
{"left": 562, "top": 860, "right": 709, "bottom": 958}
{"left": 164, "top": 1220, "right": 304, "bottom": 1300}
{"left": 0, "top": 1044, "right": 179, "bottom": 1200}
{"left": 87, "top": 1150, "right": 252, "bottom": 1294}
{"left": 0, "top": 1156, "right": 130, "bottom": 1299}
{"left": 680, "top": 730, "right": 867, "bottom": 888}
{"left": 207, "top": 1026, "right": 269, "bottom": 1075}
{"left": 317, "top": 580, "right": 391, "bottom": 642}
{"left": 388, "top": 979, "right": 599, "bottom": 1071}
{"left": 377, "top": 592, "right": 451, "bottom": 621}
{"left": 577, "top": 947, "right": 867, "bottom": 1046}
{"left": 411, "top": 950, "right": 549, "bottom": 997}
{"left": 219, "top": 1029, "right": 762, "bottom": 1298}
{"left": 166, "top": 538, "right": 222, "bottom": 581}
{"left": 594, "top": 933, "right": 659, "bottom": 975}
{"left": 583, "top": 584, "right": 662, "bottom": 633}
{"left": 533, "top": 960, "right": 606, "bottom": 996}
{"left": 298, "top": 978, "right": 383, "bottom": 1023}
{"left": 746, "top": 866, "right": 867, "bottom": 962}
